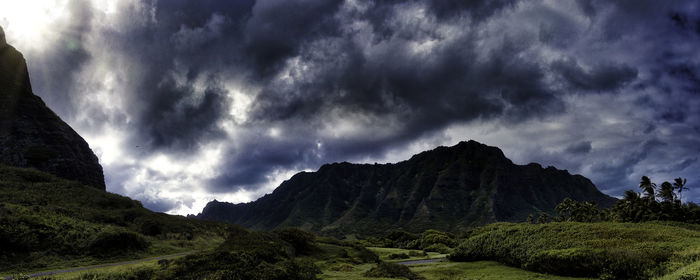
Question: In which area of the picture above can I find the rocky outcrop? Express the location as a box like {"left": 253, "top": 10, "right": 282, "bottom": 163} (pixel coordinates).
{"left": 0, "top": 28, "right": 105, "bottom": 190}
{"left": 198, "top": 140, "right": 616, "bottom": 235}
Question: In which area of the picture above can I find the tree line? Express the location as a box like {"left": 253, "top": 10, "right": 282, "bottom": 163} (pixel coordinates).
{"left": 527, "top": 176, "right": 700, "bottom": 223}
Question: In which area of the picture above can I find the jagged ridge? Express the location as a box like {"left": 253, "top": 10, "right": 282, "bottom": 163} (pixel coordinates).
{"left": 198, "top": 141, "right": 616, "bottom": 235}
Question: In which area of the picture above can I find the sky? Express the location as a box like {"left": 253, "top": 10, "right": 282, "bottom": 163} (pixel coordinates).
{"left": 1, "top": 0, "right": 700, "bottom": 215}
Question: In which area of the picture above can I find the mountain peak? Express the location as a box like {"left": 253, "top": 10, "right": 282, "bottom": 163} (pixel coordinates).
{"left": 0, "top": 40, "right": 105, "bottom": 190}
{"left": 198, "top": 141, "right": 615, "bottom": 235}
{"left": 0, "top": 25, "right": 6, "bottom": 47}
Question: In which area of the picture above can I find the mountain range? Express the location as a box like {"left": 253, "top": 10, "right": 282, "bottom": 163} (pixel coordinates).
{"left": 197, "top": 140, "right": 616, "bottom": 235}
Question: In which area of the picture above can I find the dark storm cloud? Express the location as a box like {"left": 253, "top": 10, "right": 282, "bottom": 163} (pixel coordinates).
{"left": 590, "top": 140, "right": 668, "bottom": 190}
{"left": 552, "top": 58, "right": 638, "bottom": 92}
{"left": 17, "top": 0, "right": 700, "bottom": 213}
{"left": 243, "top": 0, "right": 344, "bottom": 75}
{"left": 565, "top": 141, "right": 592, "bottom": 155}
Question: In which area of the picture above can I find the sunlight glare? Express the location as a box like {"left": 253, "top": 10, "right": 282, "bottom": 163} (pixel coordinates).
{"left": 0, "top": 0, "right": 69, "bottom": 51}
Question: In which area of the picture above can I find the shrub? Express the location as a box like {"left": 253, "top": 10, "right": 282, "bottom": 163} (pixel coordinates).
{"left": 330, "top": 264, "right": 354, "bottom": 271}
{"left": 363, "top": 261, "right": 425, "bottom": 280}
{"left": 420, "top": 229, "right": 456, "bottom": 249}
{"left": 135, "top": 217, "right": 163, "bottom": 236}
{"left": 408, "top": 250, "right": 427, "bottom": 257}
{"left": 217, "top": 230, "right": 288, "bottom": 263}
{"left": 388, "top": 253, "right": 410, "bottom": 259}
{"left": 274, "top": 227, "right": 317, "bottom": 255}
{"left": 88, "top": 229, "right": 150, "bottom": 256}
{"left": 352, "top": 245, "right": 380, "bottom": 264}
{"left": 423, "top": 243, "right": 452, "bottom": 254}
{"left": 384, "top": 230, "right": 420, "bottom": 249}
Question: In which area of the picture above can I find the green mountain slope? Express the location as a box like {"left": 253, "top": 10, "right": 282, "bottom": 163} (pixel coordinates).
{"left": 0, "top": 165, "right": 230, "bottom": 274}
{"left": 198, "top": 141, "right": 616, "bottom": 235}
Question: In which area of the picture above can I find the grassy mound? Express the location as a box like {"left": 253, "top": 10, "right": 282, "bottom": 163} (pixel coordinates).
{"left": 0, "top": 165, "right": 231, "bottom": 274}
{"left": 363, "top": 261, "right": 425, "bottom": 279}
{"left": 449, "top": 222, "right": 700, "bottom": 279}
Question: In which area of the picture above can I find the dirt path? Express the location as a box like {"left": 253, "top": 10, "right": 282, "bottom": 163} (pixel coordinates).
{"left": 2, "top": 251, "right": 196, "bottom": 280}
{"left": 397, "top": 258, "right": 445, "bottom": 265}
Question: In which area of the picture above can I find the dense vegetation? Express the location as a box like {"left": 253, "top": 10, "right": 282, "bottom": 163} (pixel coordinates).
{"left": 521, "top": 176, "right": 698, "bottom": 225}
{"left": 448, "top": 177, "right": 700, "bottom": 280}
{"left": 198, "top": 141, "right": 616, "bottom": 236}
{"left": 449, "top": 222, "right": 700, "bottom": 279}
{"left": 0, "top": 165, "right": 230, "bottom": 274}
{"left": 365, "top": 229, "right": 457, "bottom": 254}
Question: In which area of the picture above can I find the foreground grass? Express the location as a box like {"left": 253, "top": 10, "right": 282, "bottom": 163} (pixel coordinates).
{"left": 314, "top": 245, "right": 588, "bottom": 280}
{"left": 317, "top": 258, "right": 589, "bottom": 280}
{"left": 37, "top": 256, "right": 178, "bottom": 280}
{"left": 0, "top": 165, "right": 230, "bottom": 275}
{"left": 368, "top": 247, "right": 447, "bottom": 262}
{"left": 451, "top": 222, "right": 700, "bottom": 279}
{"left": 410, "top": 260, "right": 590, "bottom": 280}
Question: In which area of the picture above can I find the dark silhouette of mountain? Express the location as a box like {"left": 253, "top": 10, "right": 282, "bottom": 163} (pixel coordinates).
{"left": 0, "top": 28, "right": 105, "bottom": 190}
{"left": 197, "top": 140, "right": 616, "bottom": 235}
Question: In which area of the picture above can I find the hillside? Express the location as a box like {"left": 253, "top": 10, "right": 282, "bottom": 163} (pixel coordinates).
{"left": 0, "top": 36, "right": 104, "bottom": 189}
{"left": 0, "top": 165, "right": 231, "bottom": 274}
{"left": 198, "top": 141, "right": 616, "bottom": 235}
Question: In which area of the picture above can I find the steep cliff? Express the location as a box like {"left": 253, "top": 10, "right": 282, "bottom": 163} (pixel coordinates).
{"left": 0, "top": 29, "right": 105, "bottom": 190}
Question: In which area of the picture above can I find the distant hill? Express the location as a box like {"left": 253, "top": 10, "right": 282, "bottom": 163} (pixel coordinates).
{"left": 0, "top": 35, "right": 105, "bottom": 189}
{"left": 197, "top": 140, "right": 616, "bottom": 235}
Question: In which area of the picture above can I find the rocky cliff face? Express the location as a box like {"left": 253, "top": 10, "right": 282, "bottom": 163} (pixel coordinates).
{"left": 198, "top": 140, "right": 616, "bottom": 235}
{"left": 0, "top": 31, "right": 105, "bottom": 190}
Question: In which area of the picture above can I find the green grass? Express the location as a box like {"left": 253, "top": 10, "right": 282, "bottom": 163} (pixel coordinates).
{"left": 0, "top": 165, "right": 231, "bottom": 275}
{"left": 313, "top": 244, "right": 586, "bottom": 279}
{"left": 35, "top": 253, "right": 188, "bottom": 280}
{"left": 368, "top": 247, "right": 447, "bottom": 262}
{"left": 409, "top": 260, "right": 590, "bottom": 280}
{"left": 451, "top": 222, "right": 700, "bottom": 279}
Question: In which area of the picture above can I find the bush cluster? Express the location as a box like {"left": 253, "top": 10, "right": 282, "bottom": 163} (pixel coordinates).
{"left": 363, "top": 261, "right": 425, "bottom": 280}
{"left": 375, "top": 229, "right": 457, "bottom": 252}
{"left": 448, "top": 222, "right": 696, "bottom": 279}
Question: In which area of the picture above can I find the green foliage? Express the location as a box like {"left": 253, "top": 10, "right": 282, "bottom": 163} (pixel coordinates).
{"left": 423, "top": 243, "right": 452, "bottom": 254}
{"left": 382, "top": 230, "right": 421, "bottom": 249}
{"left": 88, "top": 229, "right": 150, "bottom": 256}
{"left": 449, "top": 222, "right": 700, "bottom": 279}
{"left": 387, "top": 253, "right": 410, "bottom": 259}
{"left": 274, "top": 227, "right": 318, "bottom": 255}
{"left": 611, "top": 177, "right": 700, "bottom": 223}
{"left": 363, "top": 261, "right": 425, "bottom": 280}
{"left": 352, "top": 245, "right": 380, "bottom": 264}
{"left": 420, "top": 229, "right": 456, "bottom": 248}
{"left": 0, "top": 165, "right": 230, "bottom": 274}
{"left": 217, "top": 230, "right": 289, "bottom": 263}
{"left": 408, "top": 250, "right": 426, "bottom": 257}
{"left": 526, "top": 213, "right": 535, "bottom": 224}
{"left": 554, "top": 198, "right": 607, "bottom": 222}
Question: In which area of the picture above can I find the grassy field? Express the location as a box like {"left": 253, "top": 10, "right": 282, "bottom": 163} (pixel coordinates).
{"left": 409, "top": 260, "right": 590, "bottom": 280}
{"left": 313, "top": 244, "right": 589, "bottom": 280}
{"left": 367, "top": 247, "right": 447, "bottom": 262}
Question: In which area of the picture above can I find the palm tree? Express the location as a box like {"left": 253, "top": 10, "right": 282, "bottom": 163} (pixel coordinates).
{"left": 657, "top": 181, "right": 676, "bottom": 203}
{"left": 673, "top": 178, "right": 688, "bottom": 201}
{"left": 639, "top": 176, "right": 657, "bottom": 201}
